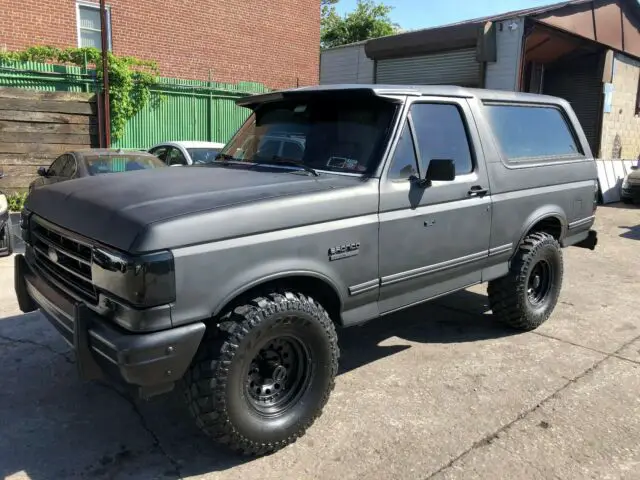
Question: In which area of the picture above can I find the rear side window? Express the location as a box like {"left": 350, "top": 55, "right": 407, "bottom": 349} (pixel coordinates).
{"left": 485, "top": 104, "right": 582, "bottom": 160}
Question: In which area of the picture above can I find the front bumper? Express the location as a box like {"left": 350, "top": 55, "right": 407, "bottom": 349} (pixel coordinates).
{"left": 14, "top": 253, "right": 206, "bottom": 397}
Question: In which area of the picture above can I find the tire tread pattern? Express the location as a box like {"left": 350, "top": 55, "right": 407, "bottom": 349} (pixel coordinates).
{"left": 488, "top": 232, "right": 563, "bottom": 331}
{"left": 182, "top": 290, "right": 339, "bottom": 456}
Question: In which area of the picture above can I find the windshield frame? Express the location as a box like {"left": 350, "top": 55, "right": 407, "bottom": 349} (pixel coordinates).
{"left": 216, "top": 94, "right": 402, "bottom": 177}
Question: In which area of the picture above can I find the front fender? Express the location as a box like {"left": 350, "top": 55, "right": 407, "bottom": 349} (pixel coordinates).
{"left": 212, "top": 264, "right": 346, "bottom": 317}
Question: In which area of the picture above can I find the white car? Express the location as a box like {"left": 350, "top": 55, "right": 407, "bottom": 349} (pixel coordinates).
{"left": 148, "top": 141, "right": 226, "bottom": 166}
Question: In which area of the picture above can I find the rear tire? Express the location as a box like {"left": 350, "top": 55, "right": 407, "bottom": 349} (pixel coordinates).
{"left": 182, "top": 291, "right": 339, "bottom": 456}
{"left": 621, "top": 197, "right": 633, "bottom": 205}
{"left": 488, "top": 232, "right": 563, "bottom": 331}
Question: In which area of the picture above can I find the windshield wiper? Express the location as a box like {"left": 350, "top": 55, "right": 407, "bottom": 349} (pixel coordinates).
{"left": 256, "top": 156, "right": 319, "bottom": 176}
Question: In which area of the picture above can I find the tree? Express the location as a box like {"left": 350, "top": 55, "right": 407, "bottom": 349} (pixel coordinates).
{"left": 321, "top": 0, "right": 399, "bottom": 49}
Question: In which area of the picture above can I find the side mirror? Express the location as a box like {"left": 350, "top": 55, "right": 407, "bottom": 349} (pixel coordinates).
{"left": 37, "top": 167, "right": 48, "bottom": 177}
{"left": 425, "top": 159, "right": 456, "bottom": 183}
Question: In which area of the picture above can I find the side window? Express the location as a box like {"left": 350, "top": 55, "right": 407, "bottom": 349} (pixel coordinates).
{"left": 60, "top": 155, "right": 77, "bottom": 178}
{"left": 150, "top": 146, "right": 169, "bottom": 163}
{"left": 257, "top": 139, "right": 281, "bottom": 159}
{"left": 166, "top": 147, "right": 188, "bottom": 166}
{"left": 410, "top": 103, "right": 474, "bottom": 175}
{"left": 282, "top": 140, "right": 304, "bottom": 161}
{"left": 47, "top": 155, "right": 67, "bottom": 176}
{"left": 485, "top": 104, "right": 582, "bottom": 160}
{"left": 387, "top": 122, "right": 419, "bottom": 180}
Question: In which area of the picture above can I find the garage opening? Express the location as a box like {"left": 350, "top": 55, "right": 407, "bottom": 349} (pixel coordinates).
{"left": 521, "top": 23, "right": 605, "bottom": 156}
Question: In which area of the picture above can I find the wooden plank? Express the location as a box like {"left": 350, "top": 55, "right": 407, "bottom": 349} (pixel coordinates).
{"left": 0, "top": 175, "right": 38, "bottom": 190}
{"left": 0, "top": 143, "right": 89, "bottom": 154}
{"left": 0, "top": 153, "right": 61, "bottom": 164}
{"left": 0, "top": 87, "right": 95, "bottom": 103}
{"left": 0, "top": 98, "right": 96, "bottom": 115}
{"left": 0, "top": 120, "right": 96, "bottom": 134}
{"left": 1, "top": 164, "right": 44, "bottom": 177}
{"left": 0, "top": 110, "right": 93, "bottom": 124}
{"left": 0, "top": 132, "right": 92, "bottom": 144}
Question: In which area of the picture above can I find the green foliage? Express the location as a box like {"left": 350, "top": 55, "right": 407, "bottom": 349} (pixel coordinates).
{"left": 321, "top": 0, "right": 399, "bottom": 49}
{"left": 7, "top": 192, "right": 27, "bottom": 212}
{"left": 0, "top": 46, "right": 159, "bottom": 141}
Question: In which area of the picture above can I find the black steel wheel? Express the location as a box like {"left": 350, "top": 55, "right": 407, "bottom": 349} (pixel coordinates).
{"left": 245, "top": 335, "right": 312, "bottom": 417}
{"left": 527, "top": 259, "right": 553, "bottom": 306}
{"left": 183, "top": 291, "right": 339, "bottom": 456}
{"left": 488, "top": 232, "right": 563, "bottom": 331}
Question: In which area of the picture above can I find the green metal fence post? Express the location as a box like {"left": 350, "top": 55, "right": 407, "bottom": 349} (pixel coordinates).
{"left": 208, "top": 69, "right": 213, "bottom": 142}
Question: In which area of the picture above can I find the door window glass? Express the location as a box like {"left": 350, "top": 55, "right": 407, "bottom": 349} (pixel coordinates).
{"left": 410, "top": 103, "right": 474, "bottom": 175}
{"left": 387, "top": 122, "right": 419, "bottom": 180}
{"left": 167, "top": 147, "right": 188, "bottom": 166}
{"left": 47, "top": 155, "right": 67, "bottom": 176}
{"left": 60, "top": 155, "right": 77, "bottom": 177}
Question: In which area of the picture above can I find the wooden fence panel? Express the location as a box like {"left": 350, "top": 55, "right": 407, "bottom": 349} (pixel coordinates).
{"left": 0, "top": 87, "right": 98, "bottom": 193}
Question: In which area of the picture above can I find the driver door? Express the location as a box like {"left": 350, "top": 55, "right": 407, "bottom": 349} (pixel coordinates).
{"left": 378, "top": 98, "right": 492, "bottom": 313}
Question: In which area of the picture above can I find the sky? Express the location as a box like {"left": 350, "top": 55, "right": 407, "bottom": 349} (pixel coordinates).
{"left": 334, "top": 0, "right": 568, "bottom": 31}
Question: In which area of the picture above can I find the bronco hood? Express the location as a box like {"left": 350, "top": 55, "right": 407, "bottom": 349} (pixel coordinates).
{"left": 25, "top": 165, "right": 361, "bottom": 252}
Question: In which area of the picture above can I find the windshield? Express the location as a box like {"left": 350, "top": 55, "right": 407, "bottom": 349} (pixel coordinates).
{"left": 85, "top": 154, "right": 166, "bottom": 175}
{"left": 217, "top": 96, "right": 397, "bottom": 175}
{"left": 187, "top": 148, "right": 221, "bottom": 164}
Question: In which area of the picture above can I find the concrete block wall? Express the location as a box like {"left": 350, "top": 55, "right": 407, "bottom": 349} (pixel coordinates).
{"left": 600, "top": 53, "right": 640, "bottom": 160}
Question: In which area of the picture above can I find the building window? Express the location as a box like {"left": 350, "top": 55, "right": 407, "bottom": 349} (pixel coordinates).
{"left": 77, "top": 2, "right": 111, "bottom": 50}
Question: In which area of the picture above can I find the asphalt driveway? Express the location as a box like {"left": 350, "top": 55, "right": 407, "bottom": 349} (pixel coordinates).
{"left": 0, "top": 204, "right": 638, "bottom": 479}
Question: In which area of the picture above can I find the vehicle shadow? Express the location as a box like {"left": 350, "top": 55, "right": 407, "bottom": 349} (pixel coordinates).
{"left": 0, "top": 289, "right": 515, "bottom": 479}
{"left": 619, "top": 224, "right": 640, "bottom": 241}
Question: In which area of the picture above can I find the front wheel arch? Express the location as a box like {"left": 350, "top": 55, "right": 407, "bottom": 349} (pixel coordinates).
{"left": 212, "top": 272, "right": 345, "bottom": 326}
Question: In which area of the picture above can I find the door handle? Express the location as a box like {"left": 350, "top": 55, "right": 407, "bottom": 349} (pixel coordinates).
{"left": 467, "top": 185, "right": 489, "bottom": 197}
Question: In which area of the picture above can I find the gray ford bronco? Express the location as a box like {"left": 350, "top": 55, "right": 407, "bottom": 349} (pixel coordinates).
{"left": 14, "top": 85, "right": 599, "bottom": 455}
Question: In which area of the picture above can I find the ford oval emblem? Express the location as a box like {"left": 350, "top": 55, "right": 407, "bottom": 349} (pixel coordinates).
{"left": 48, "top": 247, "right": 59, "bottom": 264}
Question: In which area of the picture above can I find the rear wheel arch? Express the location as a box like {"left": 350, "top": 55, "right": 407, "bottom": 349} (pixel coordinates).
{"left": 515, "top": 211, "right": 566, "bottom": 255}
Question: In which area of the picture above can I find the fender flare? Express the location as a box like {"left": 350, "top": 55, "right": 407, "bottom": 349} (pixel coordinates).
{"left": 212, "top": 269, "right": 345, "bottom": 318}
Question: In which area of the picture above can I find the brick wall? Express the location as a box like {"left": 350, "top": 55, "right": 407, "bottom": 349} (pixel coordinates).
{"left": 0, "top": 0, "right": 320, "bottom": 89}
{"left": 599, "top": 53, "right": 640, "bottom": 160}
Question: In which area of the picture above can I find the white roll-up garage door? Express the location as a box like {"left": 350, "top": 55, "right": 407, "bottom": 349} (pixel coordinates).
{"left": 375, "top": 48, "right": 481, "bottom": 86}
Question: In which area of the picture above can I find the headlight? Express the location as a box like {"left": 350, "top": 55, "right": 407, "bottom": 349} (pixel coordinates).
{"left": 622, "top": 177, "right": 630, "bottom": 189}
{"left": 0, "top": 194, "right": 7, "bottom": 215}
{"left": 91, "top": 247, "right": 176, "bottom": 308}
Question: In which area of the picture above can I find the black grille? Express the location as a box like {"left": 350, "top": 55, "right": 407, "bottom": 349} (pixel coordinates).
{"left": 30, "top": 217, "right": 97, "bottom": 303}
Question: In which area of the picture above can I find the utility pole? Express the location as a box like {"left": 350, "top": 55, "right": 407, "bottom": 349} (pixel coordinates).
{"left": 99, "top": 0, "right": 111, "bottom": 148}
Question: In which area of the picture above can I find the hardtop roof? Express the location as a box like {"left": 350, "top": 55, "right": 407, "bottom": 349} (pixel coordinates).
{"left": 236, "top": 84, "right": 568, "bottom": 107}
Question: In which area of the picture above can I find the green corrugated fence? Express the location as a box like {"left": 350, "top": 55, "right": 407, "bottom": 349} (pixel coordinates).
{"left": 112, "top": 77, "right": 270, "bottom": 149}
{"left": 0, "top": 61, "right": 270, "bottom": 149}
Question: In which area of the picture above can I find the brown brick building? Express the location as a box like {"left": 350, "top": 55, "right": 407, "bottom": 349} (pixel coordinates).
{"left": 0, "top": 0, "right": 321, "bottom": 89}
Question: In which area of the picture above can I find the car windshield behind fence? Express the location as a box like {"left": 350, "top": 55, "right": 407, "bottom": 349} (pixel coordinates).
{"left": 218, "top": 97, "right": 397, "bottom": 174}
{"left": 187, "top": 148, "right": 221, "bottom": 164}
{"left": 85, "top": 154, "right": 166, "bottom": 175}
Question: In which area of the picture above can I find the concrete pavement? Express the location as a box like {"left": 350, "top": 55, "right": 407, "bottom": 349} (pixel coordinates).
{"left": 0, "top": 204, "right": 638, "bottom": 479}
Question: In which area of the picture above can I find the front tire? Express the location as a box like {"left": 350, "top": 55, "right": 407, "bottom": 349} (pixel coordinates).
{"left": 488, "top": 232, "right": 563, "bottom": 331}
{"left": 183, "top": 291, "right": 339, "bottom": 456}
{"left": 621, "top": 197, "right": 633, "bottom": 205}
